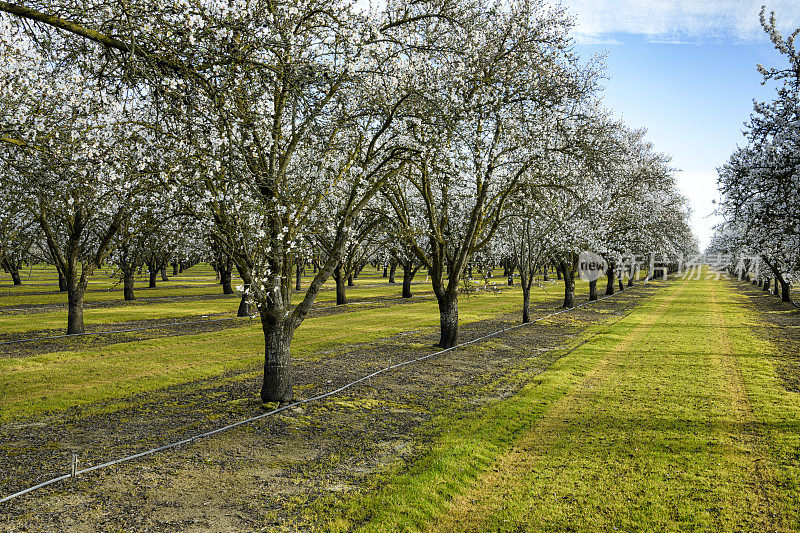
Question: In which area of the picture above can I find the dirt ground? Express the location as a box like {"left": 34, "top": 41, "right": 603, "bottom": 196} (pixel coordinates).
{"left": 2, "top": 281, "right": 673, "bottom": 531}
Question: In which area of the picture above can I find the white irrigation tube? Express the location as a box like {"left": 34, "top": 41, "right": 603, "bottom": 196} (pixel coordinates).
{"left": 0, "top": 276, "right": 666, "bottom": 504}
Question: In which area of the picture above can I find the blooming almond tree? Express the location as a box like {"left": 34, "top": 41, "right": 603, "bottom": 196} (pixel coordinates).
{"left": 381, "top": 0, "right": 597, "bottom": 346}
{"left": 0, "top": 0, "right": 472, "bottom": 401}
{"left": 0, "top": 29, "right": 158, "bottom": 333}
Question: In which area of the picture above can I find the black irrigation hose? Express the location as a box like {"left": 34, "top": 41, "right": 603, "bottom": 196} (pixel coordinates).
{"left": 0, "top": 276, "right": 667, "bottom": 505}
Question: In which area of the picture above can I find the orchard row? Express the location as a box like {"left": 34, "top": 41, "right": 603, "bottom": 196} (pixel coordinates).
{"left": 1, "top": 0, "right": 696, "bottom": 403}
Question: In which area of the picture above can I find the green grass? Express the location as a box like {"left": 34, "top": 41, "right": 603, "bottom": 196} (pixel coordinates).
{"left": 0, "top": 284, "right": 534, "bottom": 422}
{"left": 0, "top": 264, "right": 643, "bottom": 422}
{"left": 321, "top": 271, "right": 800, "bottom": 531}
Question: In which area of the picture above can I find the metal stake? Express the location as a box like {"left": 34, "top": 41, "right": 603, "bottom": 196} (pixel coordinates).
{"left": 70, "top": 453, "right": 78, "bottom": 480}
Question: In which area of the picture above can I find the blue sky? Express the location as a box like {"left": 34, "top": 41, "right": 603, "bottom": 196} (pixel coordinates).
{"left": 566, "top": 1, "right": 800, "bottom": 249}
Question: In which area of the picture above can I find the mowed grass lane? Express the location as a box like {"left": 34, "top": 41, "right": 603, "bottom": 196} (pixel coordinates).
{"left": 327, "top": 271, "right": 800, "bottom": 531}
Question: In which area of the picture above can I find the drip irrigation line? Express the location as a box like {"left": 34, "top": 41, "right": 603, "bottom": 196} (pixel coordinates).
{"left": 0, "top": 275, "right": 668, "bottom": 505}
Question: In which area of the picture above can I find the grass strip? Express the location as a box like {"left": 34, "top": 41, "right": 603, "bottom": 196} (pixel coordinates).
{"left": 322, "top": 272, "right": 800, "bottom": 531}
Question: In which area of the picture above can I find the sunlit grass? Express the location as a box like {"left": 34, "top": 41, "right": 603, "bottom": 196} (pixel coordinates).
{"left": 321, "top": 271, "right": 800, "bottom": 531}
{"left": 0, "top": 284, "right": 537, "bottom": 422}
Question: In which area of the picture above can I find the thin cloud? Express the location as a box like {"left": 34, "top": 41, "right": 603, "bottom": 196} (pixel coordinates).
{"left": 564, "top": 0, "right": 800, "bottom": 44}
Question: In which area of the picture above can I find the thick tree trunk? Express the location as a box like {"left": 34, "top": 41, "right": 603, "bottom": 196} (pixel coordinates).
{"left": 781, "top": 280, "right": 791, "bottom": 302}
{"left": 774, "top": 277, "right": 780, "bottom": 296}
{"left": 605, "top": 264, "right": 615, "bottom": 295}
{"left": 347, "top": 274, "right": 354, "bottom": 287}
{"left": 556, "top": 267, "right": 562, "bottom": 280}
{"left": 562, "top": 265, "right": 575, "bottom": 309}
{"left": 619, "top": 277, "right": 625, "bottom": 291}
{"left": 259, "top": 319, "right": 294, "bottom": 404}
{"left": 220, "top": 267, "right": 233, "bottom": 295}
{"left": 628, "top": 271, "right": 634, "bottom": 287}
{"left": 402, "top": 263, "right": 415, "bottom": 298}
{"left": 161, "top": 266, "right": 169, "bottom": 282}
{"left": 382, "top": 265, "right": 388, "bottom": 277}
{"left": 763, "top": 277, "right": 771, "bottom": 291}
{"left": 58, "top": 270, "right": 67, "bottom": 292}
{"left": 589, "top": 279, "right": 598, "bottom": 301}
{"left": 66, "top": 276, "right": 85, "bottom": 335}
{"left": 436, "top": 290, "right": 459, "bottom": 348}
{"left": 148, "top": 265, "right": 157, "bottom": 288}
{"left": 10, "top": 266, "right": 21, "bottom": 285}
{"left": 172, "top": 262, "right": 179, "bottom": 276}
{"left": 123, "top": 269, "right": 135, "bottom": 301}
{"left": 238, "top": 284, "right": 250, "bottom": 317}
{"left": 388, "top": 260, "right": 397, "bottom": 284}
{"left": 542, "top": 267, "right": 549, "bottom": 281}
{"left": 333, "top": 265, "right": 346, "bottom": 305}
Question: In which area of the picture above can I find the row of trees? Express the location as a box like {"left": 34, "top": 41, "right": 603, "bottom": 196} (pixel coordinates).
{"left": 711, "top": 9, "right": 799, "bottom": 302}
{"left": 0, "top": 0, "right": 695, "bottom": 404}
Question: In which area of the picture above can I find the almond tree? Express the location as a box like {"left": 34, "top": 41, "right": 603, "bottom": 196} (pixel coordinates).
{"left": 382, "top": 0, "right": 597, "bottom": 346}
{"left": 0, "top": 0, "right": 466, "bottom": 401}
{"left": 716, "top": 8, "right": 799, "bottom": 301}
{"left": 0, "top": 30, "right": 157, "bottom": 332}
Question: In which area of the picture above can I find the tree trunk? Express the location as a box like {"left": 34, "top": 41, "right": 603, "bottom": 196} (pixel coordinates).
{"left": 628, "top": 270, "right": 634, "bottom": 287}
{"left": 763, "top": 277, "right": 771, "bottom": 291}
{"left": 562, "top": 265, "right": 575, "bottom": 309}
{"left": 172, "top": 262, "right": 179, "bottom": 276}
{"left": 781, "top": 280, "right": 791, "bottom": 302}
{"left": 123, "top": 268, "right": 135, "bottom": 301}
{"left": 66, "top": 275, "right": 85, "bottom": 335}
{"left": 389, "top": 260, "right": 397, "bottom": 284}
{"left": 556, "top": 267, "right": 562, "bottom": 280}
{"left": 382, "top": 265, "right": 388, "bottom": 277}
{"left": 238, "top": 284, "right": 250, "bottom": 317}
{"left": 148, "top": 264, "right": 157, "bottom": 288}
{"left": 333, "top": 264, "right": 346, "bottom": 305}
{"left": 347, "top": 274, "right": 354, "bottom": 287}
{"left": 58, "top": 270, "right": 67, "bottom": 292}
{"left": 774, "top": 277, "right": 780, "bottom": 296}
{"left": 619, "top": 277, "right": 625, "bottom": 291}
{"left": 161, "top": 266, "right": 169, "bottom": 282}
{"left": 605, "top": 264, "right": 615, "bottom": 295}
{"left": 220, "top": 267, "right": 233, "bottom": 295}
{"left": 402, "top": 263, "right": 415, "bottom": 298}
{"left": 10, "top": 266, "right": 21, "bottom": 285}
{"left": 295, "top": 262, "right": 302, "bottom": 291}
{"left": 542, "top": 267, "right": 549, "bottom": 282}
{"left": 589, "top": 279, "right": 598, "bottom": 301}
{"left": 436, "top": 290, "right": 459, "bottom": 348}
{"left": 259, "top": 319, "right": 294, "bottom": 404}
{"left": 522, "top": 284, "right": 531, "bottom": 323}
